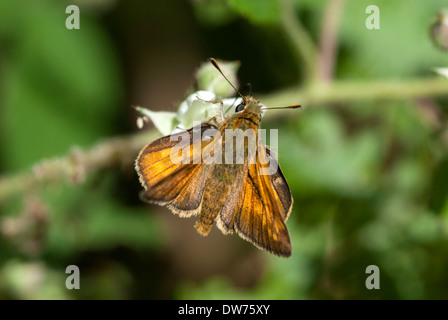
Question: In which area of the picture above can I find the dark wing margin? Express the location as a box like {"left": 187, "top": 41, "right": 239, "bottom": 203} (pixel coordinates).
{"left": 265, "top": 146, "right": 293, "bottom": 222}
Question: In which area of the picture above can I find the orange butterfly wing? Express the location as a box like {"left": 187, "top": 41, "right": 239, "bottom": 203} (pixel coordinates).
{"left": 135, "top": 124, "right": 219, "bottom": 217}
{"left": 216, "top": 143, "right": 293, "bottom": 257}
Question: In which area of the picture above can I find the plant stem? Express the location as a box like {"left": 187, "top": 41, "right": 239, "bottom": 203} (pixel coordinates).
{"left": 259, "top": 76, "right": 448, "bottom": 114}
{"left": 0, "top": 76, "right": 447, "bottom": 205}
{"left": 317, "top": 0, "right": 346, "bottom": 84}
{"left": 0, "top": 130, "right": 158, "bottom": 205}
{"left": 279, "top": 0, "right": 318, "bottom": 85}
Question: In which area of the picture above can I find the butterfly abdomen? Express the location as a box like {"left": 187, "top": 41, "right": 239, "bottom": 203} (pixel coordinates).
{"left": 195, "top": 163, "right": 246, "bottom": 235}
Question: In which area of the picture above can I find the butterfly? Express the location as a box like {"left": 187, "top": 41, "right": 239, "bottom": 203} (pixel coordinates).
{"left": 135, "top": 58, "right": 300, "bottom": 257}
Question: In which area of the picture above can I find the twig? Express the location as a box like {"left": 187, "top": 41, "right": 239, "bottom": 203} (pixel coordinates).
{"left": 0, "top": 130, "right": 158, "bottom": 205}
{"left": 317, "top": 0, "right": 346, "bottom": 84}
{"left": 279, "top": 0, "right": 318, "bottom": 85}
{"left": 259, "top": 76, "right": 448, "bottom": 113}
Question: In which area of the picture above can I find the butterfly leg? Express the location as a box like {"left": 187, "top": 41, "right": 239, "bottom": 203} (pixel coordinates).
{"left": 196, "top": 96, "right": 225, "bottom": 123}
{"left": 217, "top": 100, "right": 225, "bottom": 124}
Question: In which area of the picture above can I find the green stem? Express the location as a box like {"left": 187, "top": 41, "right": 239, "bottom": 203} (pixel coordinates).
{"left": 279, "top": 0, "right": 318, "bottom": 85}
{"left": 259, "top": 77, "right": 448, "bottom": 114}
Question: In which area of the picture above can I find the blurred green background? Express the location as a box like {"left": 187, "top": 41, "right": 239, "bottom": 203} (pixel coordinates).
{"left": 1, "top": 0, "right": 448, "bottom": 299}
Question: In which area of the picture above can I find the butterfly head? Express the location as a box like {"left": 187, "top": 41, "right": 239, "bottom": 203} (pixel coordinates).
{"left": 234, "top": 95, "right": 262, "bottom": 113}
{"left": 232, "top": 95, "right": 264, "bottom": 125}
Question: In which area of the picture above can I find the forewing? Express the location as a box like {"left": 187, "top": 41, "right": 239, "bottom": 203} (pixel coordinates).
{"left": 136, "top": 123, "right": 219, "bottom": 216}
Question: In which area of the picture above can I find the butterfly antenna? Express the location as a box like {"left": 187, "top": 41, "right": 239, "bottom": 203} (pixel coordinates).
{"left": 209, "top": 58, "right": 246, "bottom": 101}
{"left": 261, "top": 104, "right": 302, "bottom": 110}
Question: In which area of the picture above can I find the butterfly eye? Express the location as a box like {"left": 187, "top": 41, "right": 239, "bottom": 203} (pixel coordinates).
{"left": 235, "top": 103, "right": 245, "bottom": 112}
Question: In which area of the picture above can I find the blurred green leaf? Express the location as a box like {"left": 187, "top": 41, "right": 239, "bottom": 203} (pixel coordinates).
{"left": 0, "top": 0, "right": 122, "bottom": 171}
{"left": 280, "top": 108, "right": 381, "bottom": 196}
{"left": 226, "top": 0, "right": 280, "bottom": 25}
{"left": 339, "top": 0, "right": 447, "bottom": 78}
{"left": 192, "top": 0, "right": 237, "bottom": 26}
{"left": 2, "top": 261, "right": 69, "bottom": 299}
{"left": 43, "top": 178, "right": 162, "bottom": 257}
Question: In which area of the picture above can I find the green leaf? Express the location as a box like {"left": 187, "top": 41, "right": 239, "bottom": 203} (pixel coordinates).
{"left": 280, "top": 108, "right": 381, "bottom": 195}
{"left": 192, "top": 0, "right": 237, "bottom": 26}
{"left": 135, "top": 107, "right": 178, "bottom": 136}
{"left": 0, "top": 0, "right": 122, "bottom": 171}
{"left": 226, "top": 0, "right": 280, "bottom": 24}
